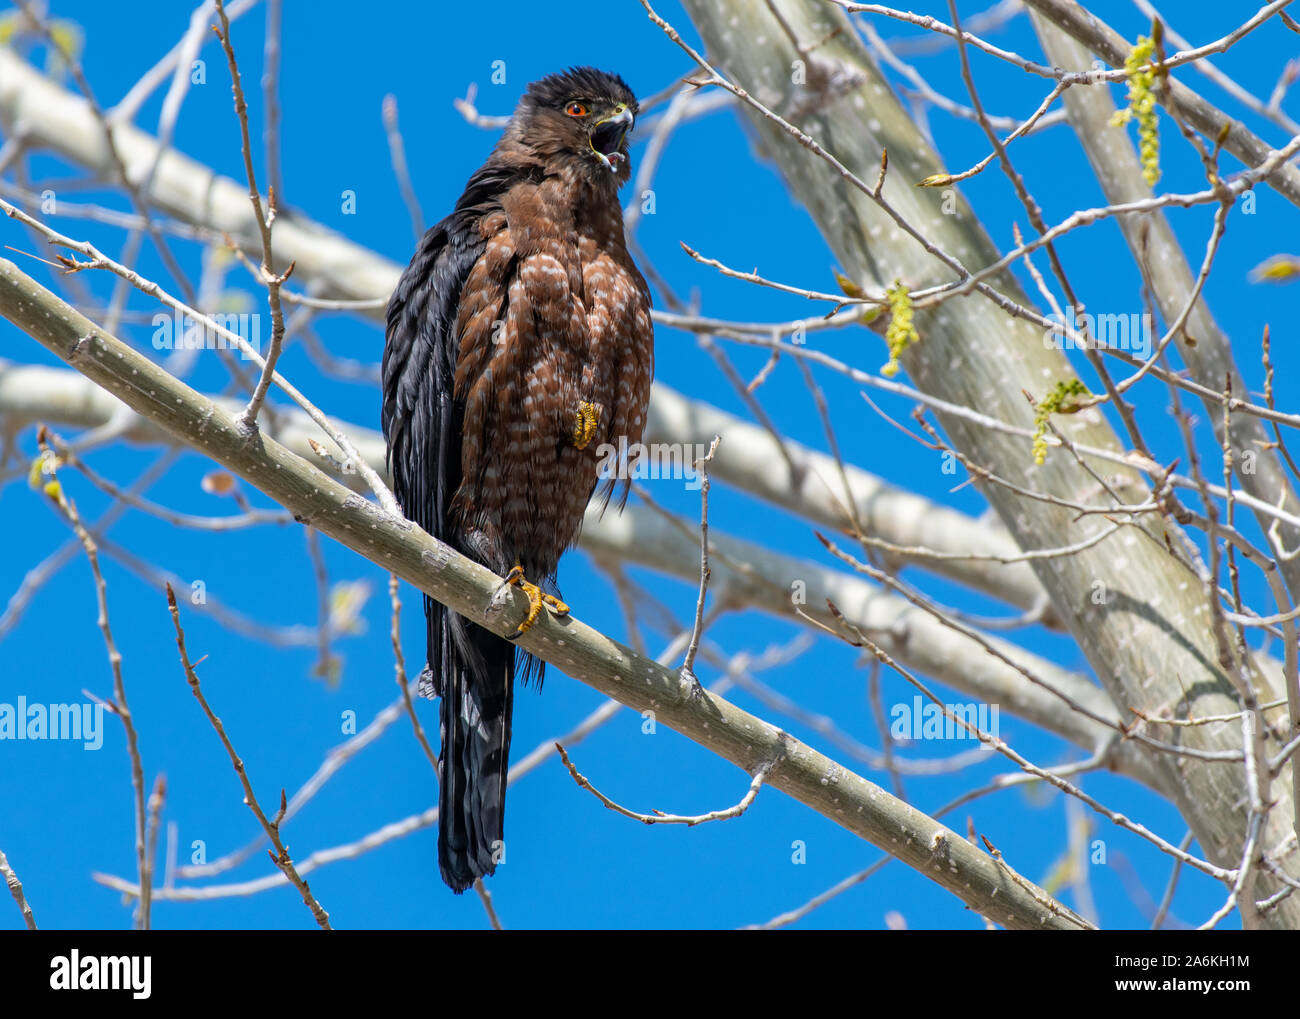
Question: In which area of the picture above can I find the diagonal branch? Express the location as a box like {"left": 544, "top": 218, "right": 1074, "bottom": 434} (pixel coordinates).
{"left": 0, "top": 255, "right": 1083, "bottom": 930}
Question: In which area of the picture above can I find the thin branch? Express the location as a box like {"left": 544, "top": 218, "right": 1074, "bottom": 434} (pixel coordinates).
{"left": 680, "top": 435, "right": 720, "bottom": 686}
{"left": 0, "top": 848, "right": 37, "bottom": 930}
{"left": 382, "top": 93, "right": 425, "bottom": 239}
{"left": 166, "top": 583, "right": 332, "bottom": 929}
{"left": 211, "top": 0, "right": 293, "bottom": 431}
{"left": 556, "top": 743, "right": 773, "bottom": 826}
{"left": 34, "top": 430, "right": 150, "bottom": 929}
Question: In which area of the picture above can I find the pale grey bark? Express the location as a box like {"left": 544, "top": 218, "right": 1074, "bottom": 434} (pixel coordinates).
{"left": 1030, "top": 8, "right": 1300, "bottom": 838}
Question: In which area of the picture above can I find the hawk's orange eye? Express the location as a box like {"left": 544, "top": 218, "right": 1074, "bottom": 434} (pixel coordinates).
{"left": 565, "top": 102, "right": 588, "bottom": 117}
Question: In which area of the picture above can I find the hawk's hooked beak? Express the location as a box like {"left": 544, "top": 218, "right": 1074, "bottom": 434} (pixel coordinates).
{"left": 590, "top": 105, "right": 633, "bottom": 172}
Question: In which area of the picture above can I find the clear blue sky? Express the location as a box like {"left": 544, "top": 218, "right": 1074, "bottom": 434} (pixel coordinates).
{"left": 1, "top": 0, "right": 1296, "bottom": 929}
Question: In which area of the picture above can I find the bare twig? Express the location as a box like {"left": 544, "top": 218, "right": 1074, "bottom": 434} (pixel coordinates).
{"left": 0, "top": 848, "right": 37, "bottom": 930}
{"left": 166, "top": 583, "right": 332, "bottom": 929}
{"left": 680, "top": 435, "right": 721, "bottom": 687}
{"left": 211, "top": 0, "right": 293, "bottom": 431}
{"left": 382, "top": 94, "right": 425, "bottom": 239}
{"left": 556, "top": 742, "right": 774, "bottom": 826}
{"left": 34, "top": 430, "right": 150, "bottom": 929}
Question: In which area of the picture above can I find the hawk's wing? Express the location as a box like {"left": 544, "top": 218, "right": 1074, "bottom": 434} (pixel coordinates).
{"left": 381, "top": 162, "right": 528, "bottom": 892}
{"left": 382, "top": 161, "right": 525, "bottom": 703}
{"left": 382, "top": 163, "right": 520, "bottom": 546}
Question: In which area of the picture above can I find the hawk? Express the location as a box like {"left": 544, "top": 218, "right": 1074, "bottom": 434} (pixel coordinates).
{"left": 382, "top": 67, "right": 654, "bottom": 893}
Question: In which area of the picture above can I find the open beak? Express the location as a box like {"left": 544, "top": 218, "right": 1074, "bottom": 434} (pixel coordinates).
{"left": 590, "top": 106, "right": 634, "bottom": 173}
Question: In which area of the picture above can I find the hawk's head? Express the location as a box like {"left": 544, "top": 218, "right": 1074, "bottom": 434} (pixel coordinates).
{"left": 508, "top": 67, "right": 638, "bottom": 186}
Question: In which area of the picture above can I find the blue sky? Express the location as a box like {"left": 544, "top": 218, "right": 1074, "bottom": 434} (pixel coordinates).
{"left": 1, "top": 0, "right": 1297, "bottom": 929}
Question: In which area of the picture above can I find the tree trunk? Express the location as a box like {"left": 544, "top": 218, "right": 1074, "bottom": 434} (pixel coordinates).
{"left": 679, "top": 0, "right": 1298, "bottom": 926}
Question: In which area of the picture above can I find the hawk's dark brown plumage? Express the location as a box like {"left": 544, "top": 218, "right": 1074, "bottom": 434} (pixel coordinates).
{"left": 382, "top": 67, "right": 653, "bottom": 892}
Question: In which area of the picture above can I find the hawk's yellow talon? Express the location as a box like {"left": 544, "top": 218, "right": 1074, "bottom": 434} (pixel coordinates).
{"left": 501, "top": 564, "right": 569, "bottom": 639}
{"left": 572, "top": 401, "right": 598, "bottom": 450}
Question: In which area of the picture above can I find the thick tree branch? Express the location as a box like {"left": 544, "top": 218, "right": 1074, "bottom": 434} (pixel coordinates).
{"left": 0, "top": 256, "right": 1084, "bottom": 929}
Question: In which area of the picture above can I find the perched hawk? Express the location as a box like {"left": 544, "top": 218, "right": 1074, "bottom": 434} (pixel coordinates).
{"left": 382, "top": 68, "right": 654, "bottom": 892}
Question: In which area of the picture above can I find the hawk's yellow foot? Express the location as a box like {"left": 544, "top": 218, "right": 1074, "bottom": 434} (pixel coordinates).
{"left": 500, "top": 564, "right": 570, "bottom": 639}
{"left": 572, "top": 401, "right": 599, "bottom": 450}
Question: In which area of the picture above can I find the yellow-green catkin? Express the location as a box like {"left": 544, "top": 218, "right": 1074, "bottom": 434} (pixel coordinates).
{"left": 28, "top": 450, "right": 59, "bottom": 494}
{"left": 882, "top": 280, "right": 919, "bottom": 377}
{"left": 1032, "top": 379, "right": 1090, "bottom": 465}
{"left": 1111, "top": 35, "right": 1160, "bottom": 187}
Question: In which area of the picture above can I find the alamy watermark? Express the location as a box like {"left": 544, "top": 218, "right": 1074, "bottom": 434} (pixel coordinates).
{"left": 151, "top": 307, "right": 261, "bottom": 358}
{"left": 595, "top": 438, "right": 712, "bottom": 491}
{"left": 890, "top": 695, "right": 999, "bottom": 741}
{"left": 50, "top": 950, "right": 151, "bottom": 998}
{"left": 1043, "top": 305, "right": 1152, "bottom": 359}
{"left": 0, "top": 697, "right": 104, "bottom": 749}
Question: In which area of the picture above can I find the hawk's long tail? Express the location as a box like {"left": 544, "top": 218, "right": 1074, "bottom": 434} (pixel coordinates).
{"left": 426, "top": 596, "right": 519, "bottom": 893}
